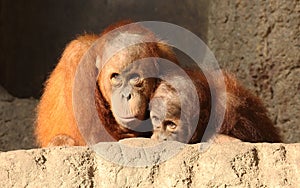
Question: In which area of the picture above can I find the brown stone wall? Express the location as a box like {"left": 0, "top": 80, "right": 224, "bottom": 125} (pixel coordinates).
{"left": 208, "top": 0, "right": 300, "bottom": 142}
{"left": 1, "top": 140, "right": 300, "bottom": 187}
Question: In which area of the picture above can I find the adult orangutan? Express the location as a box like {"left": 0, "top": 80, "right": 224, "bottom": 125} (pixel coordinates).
{"left": 35, "top": 21, "right": 178, "bottom": 147}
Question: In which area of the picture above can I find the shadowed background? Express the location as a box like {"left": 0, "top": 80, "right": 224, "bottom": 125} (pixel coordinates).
{"left": 0, "top": 0, "right": 208, "bottom": 98}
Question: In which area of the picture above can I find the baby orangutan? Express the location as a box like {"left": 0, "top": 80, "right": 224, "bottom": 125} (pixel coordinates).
{"left": 150, "top": 69, "right": 212, "bottom": 144}
{"left": 150, "top": 70, "right": 282, "bottom": 143}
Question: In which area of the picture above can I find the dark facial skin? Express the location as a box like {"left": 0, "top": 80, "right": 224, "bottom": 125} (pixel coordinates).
{"left": 110, "top": 62, "right": 157, "bottom": 131}
{"left": 98, "top": 50, "right": 159, "bottom": 132}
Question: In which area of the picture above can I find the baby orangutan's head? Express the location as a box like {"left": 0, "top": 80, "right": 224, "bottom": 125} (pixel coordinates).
{"left": 150, "top": 70, "right": 211, "bottom": 144}
{"left": 150, "top": 71, "right": 211, "bottom": 143}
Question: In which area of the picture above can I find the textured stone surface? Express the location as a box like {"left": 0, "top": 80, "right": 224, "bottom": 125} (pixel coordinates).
{"left": 0, "top": 138, "right": 299, "bottom": 187}
{"left": 0, "top": 85, "right": 38, "bottom": 151}
{"left": 0, "top": 147, "right": 95, "bottom": 187}
{"left": 208, "top": 0, "right": 300, "bottom": 142}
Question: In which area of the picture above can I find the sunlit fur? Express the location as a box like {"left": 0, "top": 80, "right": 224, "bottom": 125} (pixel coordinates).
{"left": 35, "top": 35, "right": 98, "bottom": 146}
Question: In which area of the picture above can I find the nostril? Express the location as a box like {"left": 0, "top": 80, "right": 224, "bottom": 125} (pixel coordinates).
{"left": 127, "top": 93, "right": 131, "bottom": 100}
{"left": 122, "top": 92, "right": 131, "bottom": 100}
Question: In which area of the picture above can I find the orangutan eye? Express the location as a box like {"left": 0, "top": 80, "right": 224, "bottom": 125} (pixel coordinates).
{"left": 110, "top": 73, "right": 119, "bottom": 79}
{"left": 110, "top": 73, "right": 122, "bottom": 87}
{"left": 152, "top": 115, "right": 159, "bottom": 122}
{"left": 129, "top": 73, "right": 142, "bottom": 87}
{"left": 164, "top": 121, "right": 177, "bottom": 130}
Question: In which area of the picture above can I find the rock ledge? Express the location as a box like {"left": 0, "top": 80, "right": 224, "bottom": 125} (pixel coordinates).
{"left": 0, "top": 138, "right": 299, "bottom": 187}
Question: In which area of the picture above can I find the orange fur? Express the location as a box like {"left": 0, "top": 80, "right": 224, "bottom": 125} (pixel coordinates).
{"left": 35, "top": 35, "right": 98, "bottom": 146}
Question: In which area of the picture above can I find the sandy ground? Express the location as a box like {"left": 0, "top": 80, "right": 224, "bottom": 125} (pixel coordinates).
{"left": 0, "top": 85, "right": 38, "bottom": 151}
